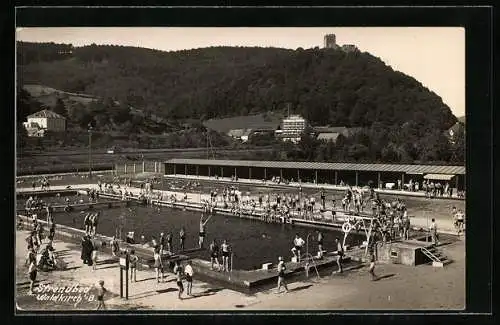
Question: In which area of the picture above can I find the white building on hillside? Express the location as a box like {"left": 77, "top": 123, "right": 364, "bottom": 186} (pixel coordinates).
{"left": 276, "top": 114, "right": 307, "bottom": 143}
{"left": 23, "top": 109, "right": 66, "bottom": 135}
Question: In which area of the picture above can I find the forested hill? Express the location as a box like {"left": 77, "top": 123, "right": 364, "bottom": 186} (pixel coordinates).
{"left": 17, "top": 42, "right": 456, "bottom": 131}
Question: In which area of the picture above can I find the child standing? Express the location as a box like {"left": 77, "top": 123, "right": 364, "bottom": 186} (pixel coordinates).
{"left": 368, "top": 254, "right": 377, "bottom": 281}
{"left": 276, "top": 256, "right": 289, "bottom": 294}
{"left": 96, "top": 280, "right": 107, "bottom": 310}
{"left": 129, "top": 249, "right": 139, "bottom": 282}
{"left": 153, "top": 248, "right": 163, "bottom": 283}
{"left": 27, "top": 254, "right": 37, "bottom": 295}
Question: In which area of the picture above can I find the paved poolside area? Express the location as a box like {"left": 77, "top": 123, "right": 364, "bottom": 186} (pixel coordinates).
{"left": 15, "top": 230, "right": 465, "bottom": 311}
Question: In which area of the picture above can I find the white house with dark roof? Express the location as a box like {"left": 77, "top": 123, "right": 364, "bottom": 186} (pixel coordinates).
{"left": 23, "top": 109, "right": 66, "bottom": 133}
{"left": 313, "top": 126, "right": 363, "bottom": 143}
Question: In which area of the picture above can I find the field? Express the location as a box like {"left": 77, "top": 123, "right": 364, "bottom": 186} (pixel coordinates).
{"left": 23, "top": 84, "right": 98, "bottom": 105}
{"left": 16, "top": 147, "right": 273, "bottom": 175}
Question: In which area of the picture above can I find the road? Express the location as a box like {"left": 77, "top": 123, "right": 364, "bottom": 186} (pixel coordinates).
{"left": 19, "top": 146, "right": 274, "bottom": 157}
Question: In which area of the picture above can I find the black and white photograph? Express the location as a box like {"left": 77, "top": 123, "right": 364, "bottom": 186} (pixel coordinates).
{"left": 15, "top": 21, "right": 470, "bottom": 311}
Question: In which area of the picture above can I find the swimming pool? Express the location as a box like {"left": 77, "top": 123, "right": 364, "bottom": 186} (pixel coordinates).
{"left": 48, "top": 204, "right": 363, "bottom": 270}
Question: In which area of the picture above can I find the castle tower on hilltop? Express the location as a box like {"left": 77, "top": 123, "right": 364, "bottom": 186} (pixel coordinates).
{"left": 324, "top": 34, "right": 339, "bottom": 49}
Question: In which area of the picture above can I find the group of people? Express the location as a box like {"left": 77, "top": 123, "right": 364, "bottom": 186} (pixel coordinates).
{"left": 83, "top": 211, "right": 100, "bottom": 235}
{"left": 277, "top": 232, "right": 346, "bottom": 293}
{"left": 24, "top": 216, "right": 57, "bottom": 294}
{"left": 31, "top": 177, "right": 51, "bottom": 191}
{"left": 340, "top": 187, "right": 366, "bottom": 213}
{"left": 208, "top": 239, "right": 231, "bottom": 272}
{"left": 367, "top": 196, "right": 412, "bottom": 242}
{"left": 80, "top": 234, "right": 103, "bottom": 270}
{"left": 24, "top": 196, "right": 53, "bottom": 222}
{"left": 151, "top": 239, "right": 195, "bottom": 299}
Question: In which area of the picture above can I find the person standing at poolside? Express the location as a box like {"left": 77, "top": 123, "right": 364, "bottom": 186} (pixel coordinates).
{"left": 184, "top": 260, "right": 194, "bottom": 296}
{"left": 153, "top": 247, "right": 164, "bottom": 283}
{"left": 45, "top": 204, "right": 53, "bottom": 224}
{"left": 174, "top": 261, "right": 184, "bottom": 300}
{"left": 209, "top": 239, "right": 220, "bottom": 271}
{"left": 81, "top": 235, "right": 92, "bottom": 265}
{"left": 47, "top": 222, "right": 55, "bottom": 246}
{"left": 333, "top": 237, "right": 344, "bottom": 274}
{"left": 320, "top": 189, "right": 326, "bottom": 210}
{"left": 27, "top": 253, "right": 37, "bottom": 295}
{"left": 83, "top": 212, "right": 91, "bottom": 234}
{"left": 159, "top": 233, "right": 165, "bottom": 255}
{"left": 110, "top": 236, "right": 119, "bottom": 257}
{"left": 221, "top": 239, "right": 231, "bottom": 272}
{"left": 430, "top": 218, "right": 438, "bottom": 245}
{"left": 368, "top": 253, "right": 377, "bottom": 280}
{"left": 91, "top": 212, "right": 99, "bottom": 236}
{"left": 291, "top": 233, "right": 305, "bottom": 262}
{"left": 276, "top": 256, "right": 289, "bottom": 294}
{"left": 179, "top": 227, "right": 186, "bottom": 251}
{"left": 317, "top": 230, "right": 324, "bottom": 258}
{"left": 91, "top": 240, "right": 99, "bottom": 271}
{"left": 129, "top": 249, "right": 139, "bottom": 282}
{"left": 166, "top": 231, "right": 173, "bottom": 254}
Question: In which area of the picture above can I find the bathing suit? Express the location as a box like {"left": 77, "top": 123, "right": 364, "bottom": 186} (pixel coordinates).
{"left": 278, "top": 262, "right": 286, "bottom": 278}
{"left": 294, "top": 238, "right": 304, "bottom": 252}
{"left": 97, "top": 288, "right": 106, "bottom": 301}
{"left": 199, "top": 232, "right": 205, "bottom": 237}
{"left": 210, "top": 244, "right": 219, "bottom": 258}
{"left": 28, "top": 264, "right": 37, "bottom": 281}
{"left": 129, "top": 255, "right": 138, "bottom": 269}
{"left": 222, "top": 244, "right": 229, "bottom": 257}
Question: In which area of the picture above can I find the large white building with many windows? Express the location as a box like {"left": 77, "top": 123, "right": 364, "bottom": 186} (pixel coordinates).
{"left": 275, "top": 114, "right": 307, "bottom": 143}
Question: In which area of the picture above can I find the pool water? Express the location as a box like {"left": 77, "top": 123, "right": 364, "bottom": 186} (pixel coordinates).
{"left": 51, "top": 204, "right": 364, "bottom": 270}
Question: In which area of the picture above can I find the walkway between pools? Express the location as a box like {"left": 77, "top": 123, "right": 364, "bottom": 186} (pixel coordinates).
{"left": 16, "top": 182, "right": 462, "bottom": 234}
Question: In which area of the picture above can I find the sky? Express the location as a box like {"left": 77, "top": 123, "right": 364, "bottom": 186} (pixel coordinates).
{"left": 16, "top": 27, "right": 465, "bottom": 118}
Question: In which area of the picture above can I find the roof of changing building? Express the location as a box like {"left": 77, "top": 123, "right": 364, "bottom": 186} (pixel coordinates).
{"left": 164, "top": 159, "right": 466, "bottom": 175}
{"left": 27, "top": 109, "right": 66, "bottom": 119}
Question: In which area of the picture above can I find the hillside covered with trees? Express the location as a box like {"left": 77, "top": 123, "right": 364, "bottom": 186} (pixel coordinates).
{"left": 16, "top": 41, "right": 464, "bottom": 164}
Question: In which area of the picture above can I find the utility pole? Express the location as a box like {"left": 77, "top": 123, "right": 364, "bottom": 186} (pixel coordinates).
{"left": 88, "top": 123, "right": 93, "bottom": 179}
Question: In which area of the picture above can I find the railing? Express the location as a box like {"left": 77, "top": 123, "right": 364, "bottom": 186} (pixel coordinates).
{"left": 420, "top": 246, "right": 441, "bottom": 262}
{"left": 114, "top": 161, "right": 165, "bottom": 175}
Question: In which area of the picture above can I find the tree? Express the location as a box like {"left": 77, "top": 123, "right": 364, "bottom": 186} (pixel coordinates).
{"left": 18, "top": 42, "right": 459, "bottom": 163}
{"left": 347, "top": 144, "right": 369, "bottom": 161}
{"left": 17, "top": 122, "right": 29, "bottom": 150}
{"left": 450, "top": 124, "right": 465, "bottom": 163}
{"left": 54, "top": 98, "right": 66, "bottom": 116}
